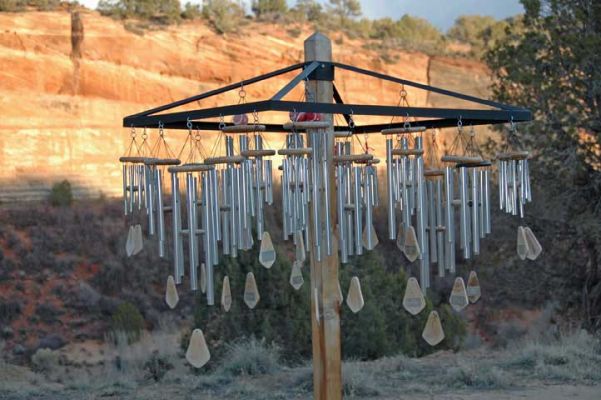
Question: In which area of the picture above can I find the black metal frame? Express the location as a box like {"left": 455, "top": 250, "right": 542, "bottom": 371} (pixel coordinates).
{"left": 123, "top": 61, "right": 531, "bottom": 133}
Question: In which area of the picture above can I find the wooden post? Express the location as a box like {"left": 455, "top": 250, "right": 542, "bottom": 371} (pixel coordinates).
{"left": 305, "top": 32, "right": 342, "bottom": 400}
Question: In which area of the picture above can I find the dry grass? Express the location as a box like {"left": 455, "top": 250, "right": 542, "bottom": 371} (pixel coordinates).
{"left": 0, "top": 331, "right": 600, "bottom": 399}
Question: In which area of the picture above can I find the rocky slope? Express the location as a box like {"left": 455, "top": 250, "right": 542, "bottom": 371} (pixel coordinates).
{"left": 0, "top": 10, "right": 492, "bottom": 201}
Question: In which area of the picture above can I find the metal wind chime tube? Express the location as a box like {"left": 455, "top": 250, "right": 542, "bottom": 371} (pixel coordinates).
{"left": 424, "top": 129, "right": 447, "bottom": 278}
{"left": 414, "top": 134, "right": 430, "bottom": 291}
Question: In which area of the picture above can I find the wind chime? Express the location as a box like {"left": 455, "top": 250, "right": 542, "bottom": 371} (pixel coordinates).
{"left": 144, "top": 122, "right": 181, "bottom": 259}
{"left": 333, "top": 120, "right": 379, "bottom": 264}
{"left": 119, "top": 127, "right": 151, "bottom": 257}
{"left": 383, "top": 121, "right": 429, "bottom": 285}
{"left": 496, "top": 120, "right": 542, "bottom": 261}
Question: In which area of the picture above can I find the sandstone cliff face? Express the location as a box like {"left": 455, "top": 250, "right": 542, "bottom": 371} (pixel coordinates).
{"left": 0, "top": 10, "right": 491, "bottom": 201}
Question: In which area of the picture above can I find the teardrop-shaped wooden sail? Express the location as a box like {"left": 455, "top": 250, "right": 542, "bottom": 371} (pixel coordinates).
{"left": 362, "top": 223, "right": 379, "bottom": 250}
{"left": 259, "top": 231, "right": 276, "bottom": 269}
{"left": 200, "top": 263, "right": 207, "bottom": 294}
{"left": 346, "top": 276, "right": 365, "bottom": 313}
{"left": 294, "top": 230, "right": 306, "bottom": 262}
{"left": 185, "top": 328, "right": 210, "bottom": 368}
{"left": 524, "top": 227, "right": 542, "bottom": 260}
{"left": 125, "top": 225, "right": 135, "bottom": 257}
{"left": 466, "top": 271, "right": 481, "bottom": 303}
{"left": 403, "top": 226, "right": 421, "bottom": 262}
{"left": 396, "top": 224, "right": 406, "bottom": 252}
{"left": 165, "top": 275, "right": 179, "bottom": 309}
{"left": 422, "top": 311, "right": 445, "bottom": 346}
{"left": 243, "top": 272, "right": 260, "bottom": 309}
{"left": 449, "top": 277, "right": 469, "bottom": 312}
{"left": 221, "top": 276, "right": 232, "bottom": 312}
{"left": 132, "top": 224, "right": 144, "bottom": 255}
{"left": 289, "top": 260, "right": 304, "bottom": 290}
{"left": 403, "top": 277, "right": 426, "bottom": 315}
{"left": 517, "top": 226, "right": 530, "bottom": 260}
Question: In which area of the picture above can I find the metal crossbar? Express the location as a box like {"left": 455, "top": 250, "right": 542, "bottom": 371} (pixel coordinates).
{"left": 123, "top": 61, "right": 532, "bottom": 132}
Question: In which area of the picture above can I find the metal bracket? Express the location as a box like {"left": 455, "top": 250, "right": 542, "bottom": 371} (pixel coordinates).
{"left": 307, "top": 62, "right": 334, "bottom": 82}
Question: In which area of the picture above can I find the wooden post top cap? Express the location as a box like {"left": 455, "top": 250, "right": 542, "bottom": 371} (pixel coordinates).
{"left": 168, "top": 163, "right": 214, "bottom": 173}
{"left": 283, "top": 121, "right": 330, "bottom": 130}
{"left": 441, "top": 155, "right": 483, "bottom": 164}
{"left": 455, "top": 160, "right": 492, "bottom": 169}
{"left": 333, "top": 154, "right": 373, "bottom": 163}
{"left": 391, "top": 148, "right": 424, "bottom": 156}
{"left": 143, "top": 157, "right": 181, "bottom": 166}
{"left": 278, "top": 148, "right": 313, "bottom": 156}
{"left": 424, "top": 169, "right": 445, "bottom": 177}
{"left": 204, "top": 155, "right": 245, "bottom": 164}
{"left": 221, "top": 124, "right": 266, "bottom": 134}
{"left": 240, "top": 149, "right": 276, "bottom": 157}
{"left": 381, "top": 126, "right": 427, "bottom": 135}
{"left": 119, "top": 156, "right": 146, "bottom": 163}
{"left": 496, "top": 151, "right": 530, "bottom": 160}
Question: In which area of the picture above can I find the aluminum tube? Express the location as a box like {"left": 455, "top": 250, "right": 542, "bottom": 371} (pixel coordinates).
{"left": 220, "top": 169, "right": 230, "bottom": 255}
{"left": 386, "top": 138, "right": 395, "bottom": 239}
{"left": 122, "top": 164, "right": 128, "bottom": 215}
{"left": 471, "top": 168, "right": 480, "bottom": 255}
{"left": 138, "top": 165, "right": 144, "bottom": 211}
{"left": 459, "top": 167, "right": 468, "bottom": 256}
{"left": 171, "top": 173, "right": 181, "bottom": 284}
{"left": 157, "top": 169, "right": 165, "bottom": 258}
{"left": 511, "top": 160, "right": 519, "bottom": 215}
{"left": 400, "top": 138, "right": 410, "bottom": 227}
{"left": 353, "top": 166, "right": 363, "bottom": 255}
{"left": 229, "top": 168, "right": 238, "bottom": 256}
{"left": 498, "top": 160, "right": 505, "bottom": 210}
{"left": 128, "top": 165, "right": 134, "bottom": 213}
{"left": 281, "top": 164, "right": 289, "bottom": 239}
{"left": 202, "top": 173, "right": 215, "bottom": 304}
{"left": 337, "top": 164, "right": 347, "bottom": 263}
{"left": 435, "top": 179, "right": 445, "bottom": 276}
{"left": 479, "top": 170, "right": 485, "bottom": 238}
{"left": 524, "top": 159, "right": 531, "bottom": 202}
{"left": 148, "top": 167, "right": 156, "bottom": 236}
{"left": 209, "top": 171, "right": 219, "bottom": 265}
{"left": 364, "top": 167, "right": 373, "bottom": 250}
{"left": 415, "top": 136, "right": 429, "bottom": 289}
{"left": 186, "top": 173, "right": 198, "bottom": 291}
{"left": 427, "top": 180, "right": 437, "bottom": 263}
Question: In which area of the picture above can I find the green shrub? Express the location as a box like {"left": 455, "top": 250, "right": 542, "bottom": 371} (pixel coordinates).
{"left": 110, "top": 302, "right": 145, "bottom": 343}
{"left": 98, "top": 0, "right": 182, "bottom": 24}
{"left": 0, "top": 0, "right": 59, "bottom": 11}
{"left": 218, "top": 337, "right": 280, "bottom": 376}
{"left": 143, "top": 350, "right": 173, "bottom": 382}
{"left": 201, "top": 0, "right": 245, "bottom": 34}
{"left": 31, "top": 348, "right": 60, "bottom": 373}
{"left": 49, "top": 180, "right": 73, "bottom": 207}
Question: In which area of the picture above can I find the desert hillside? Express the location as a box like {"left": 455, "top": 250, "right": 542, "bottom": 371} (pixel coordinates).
{"left": 0, "top": 10, "right": 492, "bottom": 201}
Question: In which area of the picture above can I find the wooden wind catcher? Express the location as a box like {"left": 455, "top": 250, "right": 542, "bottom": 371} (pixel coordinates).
{"left": 120, "top": 33, "right": 535, "bottom": 399}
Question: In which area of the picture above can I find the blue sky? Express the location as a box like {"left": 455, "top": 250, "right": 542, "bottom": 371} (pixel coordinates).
{"left": 78, "top": 0, "right": 524, "bottom": 32}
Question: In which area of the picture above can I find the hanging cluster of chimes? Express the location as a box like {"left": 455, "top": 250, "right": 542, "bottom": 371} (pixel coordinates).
{"left": 496, "top": 122, "right": 541, "bottom": 261}
{"left": 333, "top": 128, "right": 380, "bottom": 263}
